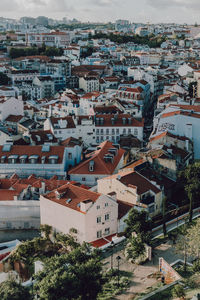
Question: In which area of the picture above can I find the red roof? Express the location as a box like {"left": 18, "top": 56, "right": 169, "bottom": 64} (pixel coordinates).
{"left": 43, "top": 183, "right": 100, "bottom": 213}
{"left": 68, "top": 141, "right": 125, "bottom": 175}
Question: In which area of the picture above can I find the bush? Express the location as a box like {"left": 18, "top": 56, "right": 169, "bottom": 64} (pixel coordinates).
{"left": 172, "top": 284, "right": 186, "bottom": 299}
{"left": 193, "top": 259, "right": 200, "bottom": 272}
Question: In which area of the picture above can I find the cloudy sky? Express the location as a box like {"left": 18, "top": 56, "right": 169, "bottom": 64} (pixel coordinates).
{"left": 1, "top": 0, "right": 200, "bottom": 24}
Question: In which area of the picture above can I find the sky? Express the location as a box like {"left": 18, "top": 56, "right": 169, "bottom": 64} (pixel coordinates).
{"left": 1, "top": 0, "right": 200, "bottom": 24}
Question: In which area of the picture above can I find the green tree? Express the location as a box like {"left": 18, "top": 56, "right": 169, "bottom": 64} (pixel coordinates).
{"left": 179, "top": 163, "right": 200, "bottom": 222}
{"left": 124, "top": 208, "right": 151, "bottom": 243}
{"left": 175, "top": 221, "right": 190, "bottom": 272}
{"left": 162, "top": 196, "right": 167, "bottom": 236}
{"left": 172, "top": 284, "right": 186, "bottom": 299}
{"left": 40, "top": 224, "right": 52, "bottom": 239}
{"left": 0, "top": 72, "right": 10, "bottom": 85}
{"left": 187, "top": 218, "right": 200, "bottom": 259}
{"left": 34, "top": 246, "right": 103, "bottom": 300}
{"left": 126, "top": 234, "right": 145, "bottom": 263}
{"left": 0, "top": 280, "right": 31, "bottom": 300}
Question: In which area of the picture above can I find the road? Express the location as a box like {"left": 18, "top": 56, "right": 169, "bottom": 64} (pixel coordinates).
{"left": 152, "top": 207, "right": 200, "bottom": 238}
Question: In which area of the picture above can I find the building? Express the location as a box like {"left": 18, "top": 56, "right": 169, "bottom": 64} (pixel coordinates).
{"left": 33, "top": 76, "right": 55, "bottom": 99}
{"left": 68, "top": 141, "right": 126, "bottom": 186}
{"left": 0, "top": 96, "right": 24, "bottom": 122}
{"left": 151, "top": 104, "right": 200, "bottom": 159}
{"left": 79, "top": 76, "right": 100, "bottom": 93}
{"left": 44, "top": 116, "right": 76, "bottom": 141}
{"left": 0, "top": 143, "right": 80, "bottom": 178}
{"left": 98, "top": 169, "right": 163, "bottom": 218}
{"left": 26, "top": 31, "right": 71, "bottom": 48}
{"left": 40, "top": 183, "right": 118, "bottom": 243}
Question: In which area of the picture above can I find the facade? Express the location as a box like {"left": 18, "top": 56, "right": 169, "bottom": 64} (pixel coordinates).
{"left": 68, "top": 141, "right": 126, "bottom": 186}
{"left": 0, "top": 143, "right": 80, "bottom": 178}
{"left": 40, "top": 183, "right": 118, "bottom": 243}
{"left": 33, "top": 76, "right": 55, "bottom": 99}
{"left": 151, "top": 105, "right": 200, "bottom": 159}
{"left": 79, "top": 76, "right": 100, "bottom": 93}
{"left": 0, "top": 96, "right": 24, "bottom": 122}
{"left": 98, "top": 170, "right": 163, "bottom": 217}
{"left": 26, "top": 31, "right": 71, "bottom": 48}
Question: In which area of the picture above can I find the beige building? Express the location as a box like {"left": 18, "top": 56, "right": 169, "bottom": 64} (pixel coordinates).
{"left": 98, "top": 170, "right": 163, "bottom": 217}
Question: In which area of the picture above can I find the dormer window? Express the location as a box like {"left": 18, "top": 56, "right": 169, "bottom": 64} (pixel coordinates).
{"left": 48, "top": 155, "right": 59, "bottom": 164}
{"left": 89, "top": 160, "right": 94, "bottom": 172}
{"left": 19, "top": 155, "right": 28, "bottom": 164}
{"left": 1, "top": 155, "right": 6, "bottom": 163}
{"left": 8, "top": 155, "right": 18, "bottom": 164}
{"left": 29, "top": 155, "right": 39, "bottom": 164}
{"left": 41, "top": 156, "right": 46, "bottom": 164}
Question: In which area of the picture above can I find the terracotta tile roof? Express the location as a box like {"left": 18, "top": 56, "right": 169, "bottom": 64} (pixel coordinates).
{"left": 5, "top": 115, "right": 24, "bottom": 123}
{"left": 118, "top": 200, "right": 133, "bottom": 219}
{"left": 61, "top": 137, "right": 82, "bottom": 147}
{"left": 68, "top": 141, "right": 125, "bottom": 175}
{"left": 43, "top": 183, "right": 100, "bottom": 213}
{"left": 95, "top": 114, "right": 144, "bottom": 127}
{"left": 50, "top": 116, "right": 76, "bottom": 129}
{"left": 90, "top": 234, "right": 116, "bottom": 248}
{"left": 149, "top": 131, "right": 190, "bottom": 142}
{"left": 0, "top": 190, "right": 19, "bottom": 201}
{"left": 0, "top": 145, "right": 65, "bottom": 164}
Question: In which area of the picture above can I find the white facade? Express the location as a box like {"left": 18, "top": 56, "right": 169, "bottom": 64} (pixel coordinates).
{"left": 0, "top": 200, "right": 40, "bottom": 229}
{"left": 0, "top": 97, "right": 24, "bottom": 122}
{"left": 79, "top": 77, "right": 100, "bottom": 93}
{"left": 152, "top": 106, "right": 200, "bottom": 159}
{"left": 40, "top": 194, "right": 118, "bottom": 243}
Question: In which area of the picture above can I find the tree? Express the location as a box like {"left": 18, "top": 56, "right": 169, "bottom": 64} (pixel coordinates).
{"left": 124, "top": 208, "right": 151, "bottom": 244}
{"left": 34, "top": 246, "right": 103, "bottom": 300}
{"left": 40, "top": 224, "right": 52, "bottom": 239}
{"left": 172, "top": 284, "right": 186, "bottom": 299}
{"left": 0, "top": 72, "right": 10, "bottom": 85}
{"left": 0, "top": 280, "right": 31, "bottom": 300}
{"left": 126, "top": 234, "right": 145, "bottom": 263}
{"left": 187, "top": 218, "right": 200, "bottom": 259}
{"left": 162, "top": 196, "right": 167, "bottom": 236}
{"left": 179, "top": 163, "right": 200, "bottom": 222}
{"left": 175, "top": 221, "right": 190, "bottom": 272}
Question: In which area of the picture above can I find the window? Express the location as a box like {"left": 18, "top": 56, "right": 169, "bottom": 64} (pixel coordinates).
{"left": 116, "top": 129, "right": 119, "bottom": 134}
{"left": 134, "top": 128, "right": 138, "bottom": 136}
{"left": 106, "top": 129, "right": 109, "bottom": 134}
{"left": 68, "top": 153, "right": 72, "bottom": 159}
{"left": 96, "top": 129, "right": 99, "bottom": 134}
{"left": 105, "top": 202, "right": 108, "bottom": 207}
{"left": 105, "top": 228, "right": 110, "bottom": 235}
{"left": 101, "top": 129, "right": 104, "bottom": 134}
{"left": 97, "top": 216, "right": 101, "bottom": 224}
{"left": 95, "top": 177, "right": 98, "bottom": 182}
{"left": 96, "top": 205, "right": 100, "bottom": 210}
{"left": 97, "top": 230, "right": 102, "bottom": 238}
{"left": 82, "top": 177, "right": 86, "bottom": 181}
{"left": 105, "top": 214, "right": 109, "bottom": 221}
{"left": 128, "top": 128, "right": 131, "bottom": 134}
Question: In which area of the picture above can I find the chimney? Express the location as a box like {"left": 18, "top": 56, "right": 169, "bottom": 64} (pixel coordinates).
{"left": 80, "top": 199, "right": 93, "bottom": 212}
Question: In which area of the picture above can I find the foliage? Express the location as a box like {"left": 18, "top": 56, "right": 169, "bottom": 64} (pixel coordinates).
{"left": 91, "top": 32, "right": 166, "bottom": 48}
{"left": 0, "top": 72, "right": 10, "bottom": 85}
{"left": 172, "top": 284, "right": 186, "bottom": 299}
{"left": 0, "top": 280, "right": 31, "bottom": 300}
{"left": 192, "top": 259, "right": 200, "bottom": 272}
{"left": 187, "top": 218, "right": 200, "bottom": 259}
{"left": 175, "top": 222, "right": 190, "bottom": 272}
{"left": 97, "top": 270, "right": 130, "bottom": 300}
{"left": 188, "top": 81, "right": 197, "bottom": 98}
{"left": 55, "top": 232, "right": 80, "bottom": 252}
{"left": 126, "top": 234, "right": 145, "bottom": 263}
{"left": 34, "top": 245, "right": 103, "bottom": 300}
{"left": 9, "top": 46, "right": 63, "bottom": 59}
{"left": 124, "top": 208, "right": 152, "bottom": 244}
{"left": 179, "top": 163, "right": 200, "bottom": 222}
{"left": 40, "top": 224, "right": 52, "bottom": 239}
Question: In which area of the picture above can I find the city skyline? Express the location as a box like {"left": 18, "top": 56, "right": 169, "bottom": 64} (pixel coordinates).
{"left": 0, "top": 0, "right": 200, "bottom": 24}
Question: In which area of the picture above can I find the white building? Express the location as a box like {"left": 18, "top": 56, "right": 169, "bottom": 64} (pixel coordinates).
{"left": 79, "top": 76, "right": 100, "bottom": 93}
{"left": 151, "top": 104, "right": 200, "bottom": 159}
{"left": 0, "top": 96, "right": 24, "bottom": 122}
{"left": 40, "top": 183, "right": 118, "bottom": 243}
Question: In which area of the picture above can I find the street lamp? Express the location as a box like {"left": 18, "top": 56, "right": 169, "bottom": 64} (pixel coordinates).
{"left": 116, "top": 255, "right": 121, "bottom": 288}
{"left": 110, "top": 241, "right": 114, "bottom": 270}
